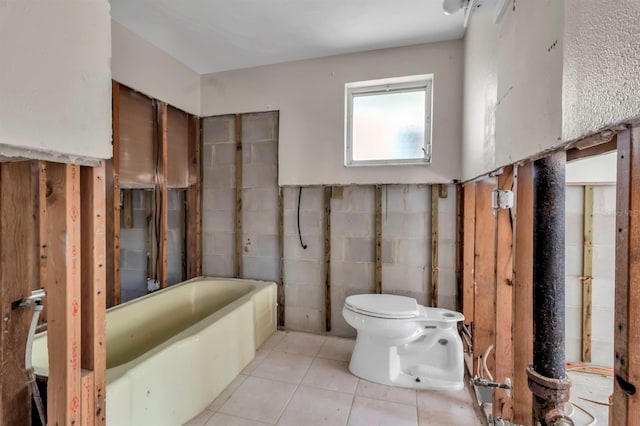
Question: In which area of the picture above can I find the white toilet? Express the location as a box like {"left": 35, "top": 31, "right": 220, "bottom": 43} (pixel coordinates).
{"left": 343, "top": 294, "right": 465, "bottom": 391}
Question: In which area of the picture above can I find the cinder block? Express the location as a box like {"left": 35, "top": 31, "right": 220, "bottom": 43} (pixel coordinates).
{"left": 284, "top": 234, "right": 324, "bottom": 261}
{"left": 438, "top": 214, "right": 456, "bottom": 241}
{"left": 203, "top": 254, "right": 233, "bottom": 277}
{"left": 120, "top": 268, "right": 146, "bottom": 293}
{"left": 203, "top": 188, "right": 235, "bottom": 211}
{"left": 330, "top": 286, "right": 364, "bottom": 337}
{"left": 331, "top": 212, "right": 373, "bottom": 238}
{"left": 243, "top": 187, "right": 279, "bottom": 211}
{"left": 168, "top": 209, "right": 184, "bottom": 231}
{"left": 344, "top": 186, "right": 375, "bottom": 213}
{"left": 202, "top": 116, "right": 234, "bottom": 145}
{"left": 331, "top": 261, "right": 374, "bottom": 290}
{"left": 438, "top": 295, "right": 457, "bottom": 311}
{"left": 120, "top": 249, "right": 147, "bottom": 271}
{"left": 214, "top": 143, "right": 236, "bottom": 165}
{"left": 438, "top": 186, "right": 456, "bottom": 214}
{"left": 592, "top": 307, "right": 614, "bottom": 343}
{"left": 284, "top": 209, "right": 324, "bottom": 237}
{"left": 203, "top": 166, "right": 234, "bottom": 189}
{"left": 212, "top": 232, "right": 234, "bottom": 255}
{"left": 329, "top": 237, "right": 345, "bottom": 262}
{"left": 242, "top": 112, "right": 276, "bottom": 143}
{"left": 385, "top": 185, "right": 429, "bottom": 214}
{"left": 203, "top": 231, "right": 215, "bottom": 255}
{"left": 283, "top": 186, "right": 324, "bottom": 212}
{"left": 438, "top": 241, "right": 456, "bottom": 269}
{"left": 564, "top": 337, "right": 582, "bottom": 363}
{"left": 384, "top": 290, "right": 429, "bottom": 306}
{"left": 167, "top": 253, "right": 183, "bottom": 279}
{"left": 383, "top": 212, "right": 428, "bottom": 240}
{"left": 344, "top": 238, "right": 375, "bottom": 263}
{"left": 202, "top": 145, "right": 214, "bottom": 170}
{"left": 381, "top": 264, "right": 426, "bottom": 293}
{"left": 436, "top": 268, "right": 457, "bottom": 297}
{"left": 395, "top": 239, "right": 428, "bottom": 267}
{"left": 292, "top": 284, "right": 326, "bottom": 310}
{"left": 120, "top": 229, "right": 146, "bottom": 251}
{"left": 167, "top": 272, "right": 184, "bottom": 286}
{"left": 243, "top": 256, "right": 279, "bottom": 282}
{"left": 382, "top": 239, "right": 394, "bottom": 264}
{"left": 284, "top": 259, "right": 322, "bottom": 287}
{"left": 252, "top": 140, "right": 278, "bottom": 165}
{"left": 166, "top": 229, "right": 184, "bottom": 253}
{"left": 591, "top": 340, "right": 613, "bottom": 367}
{"left": 202, "top": 210, "right": 234, "bottom": 233}
{"left": 243, "top": 210, "right": 278, "bottom": 235}
{"left": 284, "top": 306, "right": 324, "bottom": 333}
{"left": 243, "top": 164, "right": 277, "bottom": 188}
{"left": 132, "top": 207, "right": 147, "bottom": 229}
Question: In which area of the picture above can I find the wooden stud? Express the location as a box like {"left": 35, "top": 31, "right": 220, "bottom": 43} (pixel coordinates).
{"left": 493, "top": 166, "right": 515, "bottom": 421}
{"left": 146, "top": 192, "right": 156, "bottom": 282}
{"left": 80, "top": 164, "right": 107, "bottom": 425}
{"left": 157, "top": 103, "right": 169, "bottom": 288}
{"left": 235, "top": 114, "right": 243, "bottom": 278}
{"left": 46, "top": 163, "right": 82, "bottom": 426}
{"left": 37, "top": 161, "right": 48, "bottom": 325}
{"left": 106, "top": 80, "right": 121, "bottom": 307}
{"left": 375, "top": 185, "right": 382, "bottom": 294}
{"left": 278, "top": 188, "right": 285, "bottom": 327}
{"left": 566, "top": 138, "right": 617, "bottom": 163}
{"left": 473, "top": 178, "right": 497, "bottom": 377}
{"left": 462, "top": 183, "right": 476, "bottom": 328}
{"left": 0, "top": 162, "right": 38, "bottom": 426}
{"left": 122, "top": 189, "right": 133, "bottom": 229}
{"left": 431, "top": 184, "right": 439, "bottom": 307}
{"left": 438, "top": 183, "right": 448, "bottom": 199}
{"left": 186, "top": 116, "right": 202, "bottom": 278}
{"left": 566, "top": 362, "right": 613, "bottom": 376}
{"left": 324, "top": 187, "right": 332, "bottom": 332}
{"left": 613, "top": 128, "right": 640, "bottom": 425}
{"left": 512, "top": 163, "right": 534, "bottom": 425}
{"left": 80, "top": 370, "right": 95, "bottom": 426}
{"left": 582, "top": 185, "right": 594, "bottom": 363}
{"left": 331, "top": 186, "right": 344, "bottom": 199}
{"left": 455, "top": 185, "right": 464, "bottom": 312}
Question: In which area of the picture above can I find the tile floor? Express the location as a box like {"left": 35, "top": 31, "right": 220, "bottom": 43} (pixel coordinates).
{"left": 185, "top": 331, "right": 486, "bottom": 426}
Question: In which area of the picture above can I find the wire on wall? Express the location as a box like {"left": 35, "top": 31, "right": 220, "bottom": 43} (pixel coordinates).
{"left": 297, "top": 187, "right": 307, "bottom": 250}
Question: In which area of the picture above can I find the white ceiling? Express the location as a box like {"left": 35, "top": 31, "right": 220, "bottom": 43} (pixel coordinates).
{"left": 109, "top": 0, "right": 465, "bottom": 75}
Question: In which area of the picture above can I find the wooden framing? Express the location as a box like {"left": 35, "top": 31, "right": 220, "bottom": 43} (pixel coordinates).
{"left": 462, "top": 183, "right": 476, "bottom": 329}
{"left": 582, "top": 185, "right": 594, "bottom": 363}
{"left": 613, "top": 128, "right": 640, "bottom": 425}
{"left": 46, "top": 163, "right": 82, "bottom": 425}
{"left": 493, "top": 166, "right": 515, "bottom": 420}
{"left": 566, "top": 138, "right": 617, "bottom": 163}
{"left": 157, "top": 103, "right": 169, "bottom": 288}
{"left": 438, "top": 183, "right": 448, "bottom": 199}
{"left": 278, "top": 188, "right": 285, "bottom": 327}
{"left": 456, "top": 185, "right": 464, "bottom": 312}
{"left": 186, "top": 116, "right": 202, "bottom": 278}
{"left": 106, "top": 81, "right": 121, "bottom": 307}
{"left": 431, "top": 185, "right": 439, "bottom": 307}
{"left": 512, "top": 162, "right": 534, "bottom": 424}
{"left": 37, "top": 161, "right": 48, "bottom": 326}
{"left": 375, "top": 185, "right": 382, "bottom": 294}
{"left": 473, "top": 178, "right": 497, "bottom": 376}
{"left": 80, "top": 164, "right": 107, "bottom": 425}
{"left": 0, "top": 162, "right": 38, "bottom": 425}
{"left": 122, "top": 189, "right": 133, "bottom": 229}
{"left": 324, "top": 187, "right": 332, "bottom": 332}
{"left": 235, "top": 114, "right": 243, "bottom": 278}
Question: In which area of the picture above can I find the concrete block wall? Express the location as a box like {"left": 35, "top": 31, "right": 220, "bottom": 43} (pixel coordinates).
{"left": 120, "top": 189, "right": 186, "bottom": 302}
{"left": 565, "top": 185, "right": 616, "bottom": 367}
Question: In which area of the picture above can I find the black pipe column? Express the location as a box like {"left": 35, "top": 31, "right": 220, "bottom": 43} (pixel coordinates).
{"left": 528, "top": 152, "right": 573, "bottom": 425}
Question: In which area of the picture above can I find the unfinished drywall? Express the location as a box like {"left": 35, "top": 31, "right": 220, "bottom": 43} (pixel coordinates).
{"left": 566, "top": 152, "right": 617, "bottom": 185}
{"left": 565, "top": 185, "right": 615, "bottom": 367}
{"left": 111, "top": 20, "right": 201, "bottom": 116}
{"left": 201, "top": 41, "right": 464, "bottom": 185}
{"left": 462, "top": 2, "right": 564, "bottom": 181}
{"left": 563, "top": 0, "right": 640, "bottom": 141}
{"left": 0, "top": 1, "right": 112, "bottom": 163}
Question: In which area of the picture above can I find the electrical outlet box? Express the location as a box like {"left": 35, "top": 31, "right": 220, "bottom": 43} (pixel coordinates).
{"left": 492, "top": 189, "right": 514, "bottom": 210}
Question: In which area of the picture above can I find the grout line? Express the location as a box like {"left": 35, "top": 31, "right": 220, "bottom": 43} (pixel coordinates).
{"left": 344, "top": 380, "right": 359, "bottom": 426}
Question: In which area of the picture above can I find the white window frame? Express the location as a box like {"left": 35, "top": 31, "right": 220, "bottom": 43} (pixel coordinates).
{"left": 345, "top": 74, "right": 433, "bottom": 167}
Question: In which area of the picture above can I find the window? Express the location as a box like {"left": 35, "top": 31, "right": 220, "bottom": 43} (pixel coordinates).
{"left": 345, "top": 75, "right": 433, "bottom": 166}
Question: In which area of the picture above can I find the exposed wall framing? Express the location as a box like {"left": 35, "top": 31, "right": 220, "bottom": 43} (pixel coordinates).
{"left": 582, "top": 185, "right": 594, "bottom": 363}
{"left": 106, "top": 81, "right": 121, "bottom": 307}
{"left": 278, "top": 188, "right": 285, "bottom": 327}
{"left": 186, "top": 116, "right": 202, "bottom": 278}
{"left": 157, "top": 103, "right": 169, "bottom": 289}
{"left": 375, "top": 185, "right": 382, "bottom": 295}
{"left": 431, "top": 184, "right": 439, "bottom": 307}
{"left": 324, "top": 187, "right": 332, "bottom": 332}
{"left": 235, "top": 114, "right": 243, "bottom": 279}
{"left": 462, "top": 183, "right": 476, "bottom": 330}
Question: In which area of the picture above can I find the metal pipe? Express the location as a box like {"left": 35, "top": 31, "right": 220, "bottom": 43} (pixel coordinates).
{"left": 530, "top": 152, "right": 573, "bottom": 425}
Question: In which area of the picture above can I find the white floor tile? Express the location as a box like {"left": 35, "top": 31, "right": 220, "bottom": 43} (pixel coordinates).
{"left": 273, "top": 331, "right": 327, "bottom": 357}
{"left": 348, "top": 396, "right": 418, "bottom": 426}
{"left": 417, "top": 387, "right": 482, "bottom": 425}
{"left": 317, "top": 337, "right": 355, "bottom": 362}
{"left": 206, "top": 413, "right": 271, "bottom": 426}
{"left": 356, "top": 379, "right": 417, "bottom": 406}
{"left": 278, "top": 385, "right": 353, "bottom": 426}
{"left": 241, "top": 347, "right": 270, "bottom": 375}
{"left": 184, "top": 409, "right": 215, "bottom": 426}
{"left": 301, "top": 357, "right": 359, "bottom": 394}
{"left": 260, "top": 330, "right": 287, "bottom": 351}
{"left": 250, "top": 350, "right": 313, "bottom": 384}
{"left": 208, "top": 374, "right": 248, "bottom": 411}
{"left": 218, "top": 376, "right": 297, "bottom": 424}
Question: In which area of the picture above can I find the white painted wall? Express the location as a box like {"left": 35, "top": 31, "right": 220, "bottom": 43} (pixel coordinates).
{"left": 566, "top": 152, "right": 617, "bottom": 185}
{"left": 462, "top": 2, "right": 564, "bottom": 181}
{"left": 0, "top": 1, "right": 112, "bottom": 163}
{"left": 111, "top": 20, "right": 201, "bottom": 116}
{"left": 563, "top": 0, "right": 640, "bottom": 142}
{"left": 201, "top": 41, "right": 464, "bottom": 186}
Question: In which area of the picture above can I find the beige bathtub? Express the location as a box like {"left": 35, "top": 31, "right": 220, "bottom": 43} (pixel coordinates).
{"left": 32, "top": 277, "right": 277, "bottom": 426}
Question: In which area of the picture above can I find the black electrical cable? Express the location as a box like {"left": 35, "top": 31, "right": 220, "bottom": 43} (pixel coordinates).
{"left": 297, "top": 187, "right": 307, "bottom": 250}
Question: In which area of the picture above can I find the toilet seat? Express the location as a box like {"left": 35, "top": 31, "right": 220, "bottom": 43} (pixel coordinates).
{"left": 344, "top": 294, "right": 420, "bottom": 319}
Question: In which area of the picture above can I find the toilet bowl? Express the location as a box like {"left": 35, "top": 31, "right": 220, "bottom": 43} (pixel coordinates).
{"left": 343, "top": 294, "right": 465, "bottom": 391}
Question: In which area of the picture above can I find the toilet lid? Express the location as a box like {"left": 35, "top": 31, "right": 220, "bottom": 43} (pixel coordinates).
{"left": 344, "top": 294, "right": 420, "bottom": 319}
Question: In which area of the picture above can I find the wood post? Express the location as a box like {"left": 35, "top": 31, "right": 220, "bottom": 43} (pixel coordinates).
{"left": 157, "top": 103, "right": 169, "bottom": 289}
{"left": 494, "top": 166, "right": 515, "bottom": 420}
{"left": 0, "top": 162, "right": 38, "bottom": 426}
{"left": 324, "top": 187, "right": 332, "bottom": 332}
{"left": 431, "top": 184, "right": 439, "bottom": 307}
{"left": 46, "top": 163, "right": 82, "bottom": 425}
{"left": 582, "top": 185, "right": 594, "bottom": 363}
{"left": 456, "top": 185, "right": 464, "bottom": 312}
{"left": 235, "top": 114, "right": 243, "bottom": 278}
{"left": 278, "top": 188, "right": 285, "bottom": 327}
{"left": 80, "top": 164, "right": 107, "bottom": 425}
{"left": 512, "top": 162, "right": 534, "bottom": 425}
{"left": 122, "top": 189, "right": 133, "bottom": 229}
{"left": 37, "top": 161, "right": 48, "bottom": 326}
{"left": 613, "top": 128, "right": 640, "bottom": 425}
{"left": 106, "top": 80, "right": 121, "bottom": 307}
{"left": 473, "top": 178, "right": 497, "bottom": 376}
{"left": 375, "top": 186, "right": 382, "bottom": 294}
{"left": 186, "top": 116, "right": 202, "bottom": 279}
{"left": 462, "top": 183, "right": 476, "bottom": 331}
